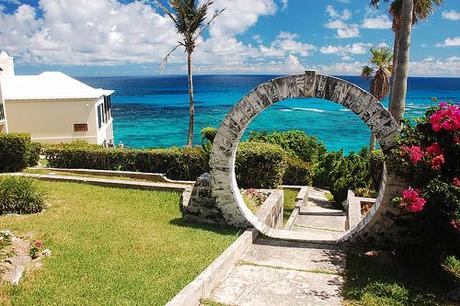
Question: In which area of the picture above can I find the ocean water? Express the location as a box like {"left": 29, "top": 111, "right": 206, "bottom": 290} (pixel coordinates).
{"left": 79, "top": 75, "right": 460, "bottom": 153}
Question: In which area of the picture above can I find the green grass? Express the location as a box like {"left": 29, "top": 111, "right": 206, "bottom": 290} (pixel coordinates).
{"left": 0, "top": 181, "right": 238, "bottom": 305}
{"left": 344, "top": 250, "right": 458, "bottom": 306}
{"left": 283, "top": 188, "right": 299, "bottom": 224}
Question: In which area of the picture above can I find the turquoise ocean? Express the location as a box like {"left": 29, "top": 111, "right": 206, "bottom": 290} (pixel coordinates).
{"left": 79, "top": 75, "right": 460, "bottom": 153}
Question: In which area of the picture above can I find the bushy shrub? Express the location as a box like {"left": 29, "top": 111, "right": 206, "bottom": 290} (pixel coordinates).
{"left": 201, "top": 127, "right": 217, "bottom": 145}
{"left": 249, "top": 130, "right": 327, "bottom": 163}
{"left": 314, "top": 148, "right": 374, "bottom": 204}
{"left": 283, "top": 156, "right": 314, "bottom": 186}
{"left": 0, "top": 133, "right": 40, "bottom": 172}
{"left": 0, "top": 176, "right": 45, "bottom": 215}
{"left": 391, "top": 102, "right": 459, "bottom": 248}
{"left": 235, "top": 142, "right": 285, "bottom": 188}
{"left": 25, "top": 142, "right": 42, "bottom": 167}
{"left": 45, "top": 146, "right": 209, "bottom": 181}
{"left": 370, "top": 150, "right": 384, "bottom": 191}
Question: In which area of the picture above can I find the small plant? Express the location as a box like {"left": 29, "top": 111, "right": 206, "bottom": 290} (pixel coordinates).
{"left": 29, "top": 240, "right": 43, "bottom": 259}
{"left": 242, "top": 188, "right": 269, "bottom": 212}
{"left": 0, "top": 229, "right": 12, "bottom": 248}
{"left": 0, "top": 176, "right": 45, "bottom": 215}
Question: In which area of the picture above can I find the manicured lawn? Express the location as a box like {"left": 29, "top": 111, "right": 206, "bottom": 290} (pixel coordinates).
{"left": 0, "top": 181, "right": 237, "bottom": 305}
{"left": 344, "top": 250, "right": 458, "bottom": 306}
{"left": 283, "top": 188, "right": 299, "bottom": 223}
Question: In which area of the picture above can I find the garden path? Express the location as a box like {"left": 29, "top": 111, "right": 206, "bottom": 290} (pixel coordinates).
{"left": 203, "top": 188, "right": 347, "bottom": 306}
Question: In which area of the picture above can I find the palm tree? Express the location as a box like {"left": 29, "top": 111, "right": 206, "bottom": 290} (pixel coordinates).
{"left": 371, "top": 0, "right": 442, "bottom": 124}
{"left": 362, "top": 47, "right": 393, "bottom": 150}
{"left": 154, "top": 0, "right": 224, "bottom": 146}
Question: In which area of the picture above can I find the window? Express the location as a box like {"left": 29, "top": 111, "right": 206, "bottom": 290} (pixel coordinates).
{"left": 97, "top": 104, "right": 103, "bottom": 129}
{"left": 0, "top": 103, "right": 4, "bottom": 121}
{"left": 74, "top": 123, "right": 88, "bottom": 132}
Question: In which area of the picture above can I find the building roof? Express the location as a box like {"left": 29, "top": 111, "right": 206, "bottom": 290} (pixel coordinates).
{"left": 1, "top": 71, "right": 114, "bottom": 101}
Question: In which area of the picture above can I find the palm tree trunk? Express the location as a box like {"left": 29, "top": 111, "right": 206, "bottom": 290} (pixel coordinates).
{"left": 186, "top": 51, "right": 195, "bottom": 147}
{"left": 390, "top": 0, "right": 413, "bottom": 124}
{"left": 388, "top": 31, "right": 399, "bottom": 111}
{"left": 369, "top": 133, "right": 376, "bottom": 151}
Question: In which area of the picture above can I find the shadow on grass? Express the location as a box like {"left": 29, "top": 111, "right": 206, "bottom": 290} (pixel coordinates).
{"left": 169, "top": 218, "right": 240, "bottom": 236}
{"left": 343, "top": 250, "right": 458, "bottom": 306}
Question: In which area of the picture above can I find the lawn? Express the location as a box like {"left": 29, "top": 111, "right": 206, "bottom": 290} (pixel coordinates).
{"left": 0, "top": 181, "right": 238, "bottom": 305}
{"left": 283, "top": 188, "right": 299, "bottom": 224}
{"left": 344, "top": 250, "right": 459, "bottom": 306}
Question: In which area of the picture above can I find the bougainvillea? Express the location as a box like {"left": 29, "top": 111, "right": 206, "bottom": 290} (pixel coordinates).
{"left": 392, "top": 102, "right": 460, "bottom": 237}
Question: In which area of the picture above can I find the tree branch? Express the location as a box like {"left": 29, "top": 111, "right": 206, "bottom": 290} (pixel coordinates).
{"left": 160, "top": 43, "right": 183, "bottom": 72}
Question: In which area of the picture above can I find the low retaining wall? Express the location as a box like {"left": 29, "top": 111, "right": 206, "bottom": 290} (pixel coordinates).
{"left": 256, "top": 189, "right": 284, "bottom": 229}
{"left": 283, "top": 186, "right": 307, "bottom": 230}
{"left": 166, "top": 229, "right": 258, "bottom": 306}
{"left": 37, "top": 167, "right": 194, "bottom": 185}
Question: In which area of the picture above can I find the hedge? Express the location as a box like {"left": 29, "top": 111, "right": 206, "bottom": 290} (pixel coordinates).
{"left": 235, "top": 142, "right": 285, "bottom": 188}
{"left": 283, "top": 156, "right": 314, "bottom": 186}
{"left": 0, "top": 133, "right": 41, "bottom": 172}
{"left": 45, "top": 146, "right": 209, "bottom": 181}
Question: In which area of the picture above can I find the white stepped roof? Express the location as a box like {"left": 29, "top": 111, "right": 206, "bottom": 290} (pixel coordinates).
{"left": 1, "top": 71, "right": 114, "bottom": 101}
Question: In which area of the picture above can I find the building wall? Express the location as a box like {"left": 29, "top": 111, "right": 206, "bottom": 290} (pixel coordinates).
{"left": 4, "top": 98, "right": 100, "bottom": 144}
{"left": 0, "top": 79, "right": 7, "bottom": 133}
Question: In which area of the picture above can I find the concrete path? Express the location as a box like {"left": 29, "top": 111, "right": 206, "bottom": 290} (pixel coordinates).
{"left": 203, "top": 188, "right": 347, "bottom": 306}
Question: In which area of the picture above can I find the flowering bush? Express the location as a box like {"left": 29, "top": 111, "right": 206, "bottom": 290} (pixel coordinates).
{"left": 29, "top": 240, "right": 43, "bottom": 259}
{"left": 392, "top": 102, "right": 460, "bottom": 237}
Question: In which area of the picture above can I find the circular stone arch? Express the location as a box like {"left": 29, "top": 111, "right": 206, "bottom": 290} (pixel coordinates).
{"left": 209, "top": 71, "right": 404, "bottom": 243}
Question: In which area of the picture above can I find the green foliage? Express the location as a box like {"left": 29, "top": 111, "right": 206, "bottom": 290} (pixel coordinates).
{"left": 370, "top": 150, "right": 385, "bottom": 190}
{"left": 235, "top": 142, "right": 285, "bottom": 188}
{"left": 201, "top": 126, "right": 217, "bottom": 152}
{"left": 315, "top": 148, "right": 374, "bottom": 204}
{"left": 25, "top": 142, "right": 41, "bottom": 167}
{"left": 45, "top": 146, "right": 209, "bottom": 181}
{"left": 248, "top": 130, "right": 327, "bottom": 163}
{"left": 0, "top": 133, "right": 40, "bottom": 172}
{"left": 283, "top": 156, "right": 314, "bottom": 186}
{"left": 443, "top": 255, "right": 460, "bottom": 279}
{"left": 0, "top": 176, "right": 45, "bottom": 215}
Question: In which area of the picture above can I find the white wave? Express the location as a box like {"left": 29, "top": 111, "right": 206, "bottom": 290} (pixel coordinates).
{"left": 339, "top": 109, "right": 351, "bottom": 112}
{"left": 291, "top": 107, "right": 326, "bottom": 113}
{"left": 279, "top": 109, "right": 293, "bottom": 112}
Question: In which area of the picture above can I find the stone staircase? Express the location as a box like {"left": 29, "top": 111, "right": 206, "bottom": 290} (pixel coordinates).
{"left": 201, "top": 187, "right": 348, "bottom": 306}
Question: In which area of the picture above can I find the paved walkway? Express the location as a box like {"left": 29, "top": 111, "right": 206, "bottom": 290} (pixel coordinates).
{"left": 203, "top": 188, "right": 347, "bottom": 306}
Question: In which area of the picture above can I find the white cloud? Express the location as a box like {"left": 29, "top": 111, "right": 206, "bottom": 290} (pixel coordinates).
{"left": 208, "top": 0, "right": 277, "bottom": 37}
{"left": 280, "top": 0, "right": 288, "bottom": 12}
{"left": 324, "top": 5, "right": 359, "bottom": 39}
{"left": 320, "top": 43, "right": 372, "bottom": 56}
{"left": 441, "top": 10, "right": 460, "bottom": 21}
{"left": 361, "top": 15, "right": 392, "bottom": 29}
{"left": 409, "top": 56, "right": 460, "bottom": 76}
{"left": 436, "top": 37, "right": 460, "bottom": 47}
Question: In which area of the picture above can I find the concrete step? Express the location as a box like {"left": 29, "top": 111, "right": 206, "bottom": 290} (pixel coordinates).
{"left": 294, "top": 215, "right": 347, "bottom": 233}
{"left": 206, "top": 238, "right": 345, "bottom": 306}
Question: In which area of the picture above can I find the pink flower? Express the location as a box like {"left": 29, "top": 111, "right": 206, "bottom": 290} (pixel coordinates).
{"left": 451, "top": 219, "right": 460, "bottom": 230}
{"left": 430, "top": 154, "right": 445, "bottom": 171}
{"left": 430, "top": 102, "right": 460, "bottom": 133}
{"left": 453, "top": 177, "right": 460, "bottom": 187}
{"left": 34, "top": 240, "right": 43, "bottom": 248}
{"left": 402, "top": 145, "right": 424, "bottom": 165}
{"left": 400, "top": 188, "right": 427, "bottom": 213}
{"left": 453, "top": 135, "right": 460, "bottom": 145}
{"left": 425, "top": 142, "right": 443, "bottom": 157}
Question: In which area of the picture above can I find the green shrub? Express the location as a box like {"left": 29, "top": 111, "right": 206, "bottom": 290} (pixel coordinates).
{"left": 283, "top": 156, "right": 314, "bottom": 186}
{"left": 0, "top": 133, "right": 37, "bottom": 172}
{"left": 370, "top": 150, "right": 384, "bottom": 190}
{"left": 44, "top": 146, "right": 209, "bottom": 181}
{"left": 235, "top": 142, "right": 285, "bottom": 188}
{"left": 25, "top": 142, "right": 41, "bottom": 167}
{"left": 201, "top": 127, "right": 217, "bottom": 145}
{"left": 249, "top": 130, "right": 327, "bottom": 163}
{"left": 0, "top": 176, "right": 45, "bottom": 215}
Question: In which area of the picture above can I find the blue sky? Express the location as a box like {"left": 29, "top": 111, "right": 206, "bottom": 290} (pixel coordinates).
{"left": 0, "top": 0, "right": 459, "bottom": 76}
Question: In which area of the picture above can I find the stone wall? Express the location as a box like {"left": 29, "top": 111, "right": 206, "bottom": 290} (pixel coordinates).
{"left": 187, "top": 71, "right": 408, "bottom": 245}
{"left": 255, "top": 190, "right": 284, "bottom": 229}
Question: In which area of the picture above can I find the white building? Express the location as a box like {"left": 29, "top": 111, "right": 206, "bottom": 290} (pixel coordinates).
{"left": 0, "top": 51, "right": 114, "bottom": 147}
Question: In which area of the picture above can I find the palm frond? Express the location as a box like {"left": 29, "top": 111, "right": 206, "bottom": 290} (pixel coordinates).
{"left": 361, "top": 66, "right": 374, "bottom": 79}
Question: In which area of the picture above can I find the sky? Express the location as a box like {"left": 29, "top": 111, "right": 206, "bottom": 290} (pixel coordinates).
{"left": 0, "top": 0, "right": 459, "bottom": 77}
